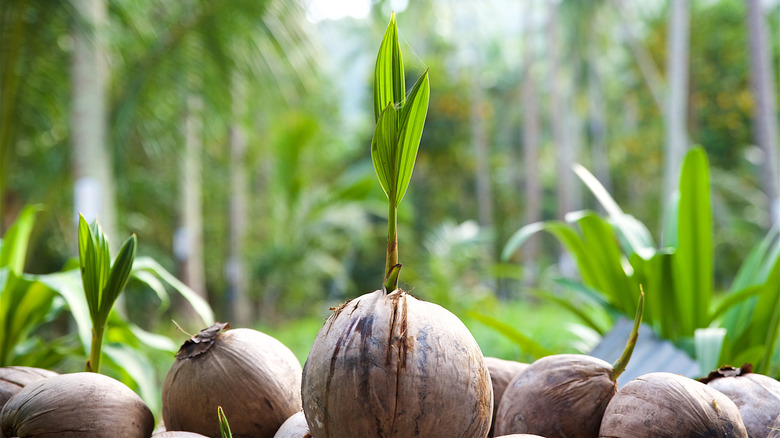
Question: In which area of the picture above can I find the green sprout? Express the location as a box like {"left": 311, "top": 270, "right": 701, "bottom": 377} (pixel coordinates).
{"left": 78, "top": 214, "right": 136, "bottom": 373}
{"left": 218, "top": 406, "right": 233, "bottom": 438}
{"left": 371, "top": 12, "right": 430, "bottom": 291}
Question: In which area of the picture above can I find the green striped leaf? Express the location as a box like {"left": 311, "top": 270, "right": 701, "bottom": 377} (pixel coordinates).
{"left": 373, "top": 12, "right": 404, "bottom": 122}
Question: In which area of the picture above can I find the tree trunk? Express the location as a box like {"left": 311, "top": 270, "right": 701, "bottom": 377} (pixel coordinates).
{"left": 746, "top": 0, "right": 780, "bottom": 225}
{"left": 174, "top": 93, "right": 208, "bottom": 314}
{"left": 662, "top": 0, "right": 690, "bottom": 228}
{"left": 588, "top": 58, "right": 611, "bottom": 195}
{"left": 548, "top": 0, "right": 571, "bottom": 220}
{"left": 71, "top": 0, "right": 117, "bottom": 247}
{"left": 471, "top": 66, "right": 493, "bottom": 228}
{"left": 227, "top": 73, "right": 251, "bottom": 326}
{"left": 522, "top": 60, "right": 541, "bottom": 280}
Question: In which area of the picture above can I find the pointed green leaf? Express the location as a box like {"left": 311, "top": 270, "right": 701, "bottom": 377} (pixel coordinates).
{"left": 674, "top": 147, "right": 712, "bottom": 332}
{"left": 396, "top": 70, "right": 429, "bottom": 205}
{"left": 100, "top": 234, "right": 137, "bottom": 322}
{"left": 219, "top": 406, "right": 233, "bottom": 438}
{"left": 0, "top": 205, "right": 41, "bottom": 274}
{"left": 373, "top": 12, "right": 404, "bottom": 122}
{"left": 371, "top": 102, "right": 399, "bottom": 202}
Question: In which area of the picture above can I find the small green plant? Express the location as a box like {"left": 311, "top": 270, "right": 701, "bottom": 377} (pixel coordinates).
{"left": 218, "top": 406, "right": 232, "bottom": 438}
{"left": 78, "top": 214, "right": 137, "bottom": 373}
{"left": 503, "top": 147, "right": 780, "bottom": 376}
{"left": 370, "top": 12, "right": 429, "bottom": 289}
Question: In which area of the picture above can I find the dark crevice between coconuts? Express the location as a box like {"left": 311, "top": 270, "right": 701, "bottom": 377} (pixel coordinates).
{"left": 698, "top": 363, "right": 753, "bottom": 384}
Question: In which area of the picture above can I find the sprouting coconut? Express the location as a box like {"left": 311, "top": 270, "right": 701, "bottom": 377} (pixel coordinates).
{"left": 484, "top": 357, "right": 529, "bottom": 437}
{"left": 0, "top": 366, "right": 58, "bottom": 408}
{"left": 162, "top": 322, "right": 302, "bottom": 438}
{"left": 494, "top": 292, "right": 644, "bottom": 438}
{"left": 300, "top": 14, "right": 493, "bottom": 438}
{"left": 273, "top": 411, "right": 310, "bottom": 438}
{"left": 700, "top": 363, "right": 780, "bottom": 438}
{"left": 0, "top": 372, "right": 154, "bottom": 438}
{"left": 599, "top": 372, "right": 747, "bottom": 437}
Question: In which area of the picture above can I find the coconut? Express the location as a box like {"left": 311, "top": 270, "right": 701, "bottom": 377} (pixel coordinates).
{"left": 153, "top": 433, "right": 209, "bottom": 438}
{"left": 494, "top": 435, "right": 546, "bottom": 438}
{"left": 700, "top": 364, "right": 780, "bottom": 438}
{"left": 768, "top": 414, "right": 780, "bottom": 438}
{"left": 162, "top": 322, "right": 302, "bottom": 438}
{"left": 273, "top": 411, "right": 310, "bottom": 438}
{"left": 494, "top": 293, "right": 644, "bottom": 438}
{"left": 599, "top": 372, "right": 747, "bottom": 437}
{"left": 0, "top": 366, "right": 58, "bottom": 408}
{"left": 484, "top": 357, "right": 529, "bottom": 437}
{"left": 301, "top": 289, "right": 493, "bottom": 438}
{"left": 0, "top": 372, "right": 153, "bottom": 438}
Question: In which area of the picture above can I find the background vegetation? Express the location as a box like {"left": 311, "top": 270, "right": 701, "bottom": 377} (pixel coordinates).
{"left": 3, "top": 0, "right": 780, "bottom": 409}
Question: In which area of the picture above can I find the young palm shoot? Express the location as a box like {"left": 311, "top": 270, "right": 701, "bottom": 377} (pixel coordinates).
{"left": 78, "top": 214, "right": 137, "bottom": 373}
{"left": 301, "top": 14, "right": 493, "bottom": 438}
{"left": 218, "top": 407, "right": 232, "bottom": 438}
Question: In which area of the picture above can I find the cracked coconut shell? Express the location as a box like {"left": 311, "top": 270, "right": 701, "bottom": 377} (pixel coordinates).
{"left": 599, "top": 372, "right": 747, "bottom": 438}
{"left": 301, "top": 289, "right": 493, "bottom": 438}
{"left": 701, "top": 364, "right": 780, "bottom": 438}
{"left": 162, "top": 323, "right": 303, "bottom": 438}
{"left": 0, "top": 372, "right": 153, "bottom": 438}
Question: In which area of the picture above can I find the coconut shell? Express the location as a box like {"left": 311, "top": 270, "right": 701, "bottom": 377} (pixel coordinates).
{"left": 599, "top": 372, "right": 747, "bottom": 437}
{"left": 494, "top": 354, "right": 616, "bottom": 438}
{"left": 162, "top": 325, "right": 303, "bottom": 438}
{"left": 153, "top": 433, "right": 209, "bottom": 437}
{"left": 0, "top": 366, "right": 58, "bottom": 408}
{"left": 494, "top": 435, "right": 547, "bottom": 437}
{"left": 768, "top": 414, "right": 780, "bottom": 438}
{"left": 484, "top": 357, "right": 529, "bottom": 437}
{"left": 273, "top": 411, "right": 310, "bottom": 438}
{"left": 703, "top": 365, "right": 780, "bottom": 438}
{"left": 0, "top": 372, "right": 154, "bottom": 438}
{"left": 301, "top": 289, "right": 493, "bottom": 438}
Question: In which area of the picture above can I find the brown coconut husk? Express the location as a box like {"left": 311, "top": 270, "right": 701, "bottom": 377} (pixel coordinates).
{"left": 301, "top": 289, "right": 493, "bottom": 438}
{"left": 273, "top": 411, "right": 310, "bottom": 438}
{"left": 153, "top": 433, "right": 209, "bottom": 438}
{"left": 484, "top": 357, "right": 529, "bottom": 437}
{"left": 0, "top": 366, "right": 58, "bottom": 408}
{"left": 0, "top": 372, "right": 153, "bottom": 438}
{"left": 162, "top": 323, "right": 303, "bottom": 438}
{"left": 599, "top": 372, "right": 747, "bottom": 437}
{"left": 494, "top": 293, "right": 644, "bottom": 438}
{"left": 495, "top": 354, "right": 617, "bottom": 437}
{"left": 768, "top": 414, "right": 780, "bottom": 438}
{"left": 700, "top": 364, "right": 780, "bottom": 438}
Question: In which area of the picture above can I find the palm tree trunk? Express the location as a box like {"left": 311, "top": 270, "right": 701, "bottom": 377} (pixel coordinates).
{"left": 228, "top": 73, "right": 251, "bottom": 326}
{"left": 71, "top": 0, "right": 117, "bottom": 246}
{"left": 522, "top": 62, "right": 541, "bottom": 278}
{"left": 175, "top": 92, "right": 208, "bottom": 312}
{"left": 471, "top": 64, "right": 493, "bottom": 228}
{"left": 663, "top": 0, "right": 690, "bottom": 226}
{"left": 588, "top": 59, "right": 611, "bottom": 194}
{"left": 746, "top": 0, "right": 780, "bottom": 225}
